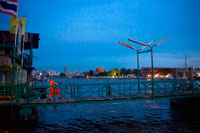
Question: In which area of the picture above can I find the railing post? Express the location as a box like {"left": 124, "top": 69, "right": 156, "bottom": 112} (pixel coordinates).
{"left": 124, "top": 84, "right": 125, "bottom": 95}
{"left": 98, "top": 86, "right": 100, "bottom": 96}
{"left": 26, "top": 84, "right": 30, "bottom": 103}
{"left": 101, "top": 85, "right": 103, "bottom": 96}
{"left": 3, "top": 86, "right": 6, "bottom": 95}
{"left": 25, "top": 85, "right": 27, "bottom": 103}
{"left": 74, "top": 85, "right": 76, "bottom": 98}
{"left": 19, "top": 85, "right": 22, "bottom": 104}
{"left": 16, "top": 85, "right": 20, "bottom": 104}
{"left": 80, "top": 86, "right": 82, "bottom": 99}
{"left": 42, "top": 74, "right": 44, "bottom": 85}
{"left": 17, "top": 84, "right": 21, "bottom": 104}
{"left": 27, "top": 85, "right": 30, "bottom": 103}
{"left": 189, "top": 67, "right": 194, "bottom": 93}
{"left": 106, "top": 79, "right": 111, "bottom": 97}
{"left": 77, "top": 86, "right": 80, "bottom": 100}
{"left": 164, "top": 80, "right": 166, "bottom": 92}
{"left": 10, "top": 85, "right": 14, "bottom": 111}
{"left": 16, "top": 84, "right": 18, "bottom": 104}
{"left": 118, "top": 84, "right": 120, "bottom": 95}
{"left": 70, "top": 84, "right": 73, "bottom": 98}
{"left": 157, "top": 81, "right": 159, "bottom": 93}
{"left": 108, "top": 83, "right": 111, "bottom": 97}
{"left": 174, "top": 68, "right": 178, "bottom": 93}
{"left": 30, "top": 85, "right": 32, "bottom": 102}
{"left": 151, "top": 48, "right": 154, "bottom": 99}
{"left": 137, "top": 52, "right": 140, "bottom": 94}
{"left": 106, "top": 84, "right": 108, "bottom": 99}
{"left": 191, "top": 79, "right": 194, "bottom": 93}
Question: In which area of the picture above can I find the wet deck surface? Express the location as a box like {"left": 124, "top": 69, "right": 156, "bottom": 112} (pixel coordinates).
{"left": 0, "top": 90, "right": 200, "bottom": 105}
{"left": 28, "top": 90, "right": 200, "bottom": 105}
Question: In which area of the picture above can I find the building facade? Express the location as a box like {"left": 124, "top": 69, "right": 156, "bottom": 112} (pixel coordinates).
{"left": 48, "top": 70, "right": 56, "bottom": 75}
{"left": 0, "top": 31, "right": 40, "bottom": 84}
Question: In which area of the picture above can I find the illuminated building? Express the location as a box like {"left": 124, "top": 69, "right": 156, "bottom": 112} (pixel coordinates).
{"left": 141, "top": 67, "right": 175, "bottom": 78}
{"left": 95, "top": 67, "right": 105, "bottom": 75}
{"left": 48, "top": 70, "right": 56, "bottom": 75}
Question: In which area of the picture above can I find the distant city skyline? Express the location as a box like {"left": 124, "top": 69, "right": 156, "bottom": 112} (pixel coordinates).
{"left": 0, "top": 0, "right": 200, "bottom": 72}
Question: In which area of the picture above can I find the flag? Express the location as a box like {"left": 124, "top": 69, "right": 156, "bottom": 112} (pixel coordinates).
{"left": 9, "top": 16, "right": 26, "bottom": 35}
{"left": 0, "top": 0, "right": 18, "bottom": 18}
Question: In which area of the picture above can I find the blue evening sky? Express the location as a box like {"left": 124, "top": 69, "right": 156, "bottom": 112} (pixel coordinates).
{"left": 0, "top": 0, "right": 200, "bottom": 72}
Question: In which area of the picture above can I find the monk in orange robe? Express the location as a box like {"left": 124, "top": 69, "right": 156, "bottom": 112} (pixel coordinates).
{"left": 47, "top": 79, "right": 61, "bottom": 100}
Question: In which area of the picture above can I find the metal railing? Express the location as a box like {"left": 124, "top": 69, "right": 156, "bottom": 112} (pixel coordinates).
{"left": 0, "top": 79, "right": 200, "bottom": 105}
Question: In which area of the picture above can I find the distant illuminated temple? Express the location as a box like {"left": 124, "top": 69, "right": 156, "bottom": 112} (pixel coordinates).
{"left": 95, "top": 67, "right": 105, "bottom": 75}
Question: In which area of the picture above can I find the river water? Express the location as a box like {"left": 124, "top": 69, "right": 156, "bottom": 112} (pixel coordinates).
{"left": 0, "top": 78, "right": 200, "bottom": 132}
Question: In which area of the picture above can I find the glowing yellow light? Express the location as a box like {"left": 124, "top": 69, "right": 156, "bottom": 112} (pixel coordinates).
{"left": 147, "top": 74, "right": 151, "bottom": 78}
{"left": 165, "top": 74, "right": 172, "bottom": 78}
{"left": 86, "top": 75, "right": 89, "bottom": 79}
{"left": 40, "top": 72, "right": 42, "bottom": 76}
{"left": 154, "top": 74, "right": 159, "bottom": 78}
{"left": 112, "top": 72, "right": 117, "bottom": 76}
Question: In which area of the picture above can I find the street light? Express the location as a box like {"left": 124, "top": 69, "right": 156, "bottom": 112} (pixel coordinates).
{"left": 128, "top": 36, "right": 170, "bottom": 99}
{"left": 140, "top": 40, "right": 154, "bottom": 50}
{"left": 128, "top": 39, "right": 147, "bottom": 46}
{"left": 118, "top": 41, "right": 136, "bottom": 50}
{"left": 118, "top": 40, "right": 154, "bottom": 94}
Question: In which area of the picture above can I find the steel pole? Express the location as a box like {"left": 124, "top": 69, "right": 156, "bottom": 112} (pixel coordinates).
{"left": 151, "top": 48, "right": 154, "bottom": 99}
{"left": 137, "top": 51, "right": 140, "bottom": 94}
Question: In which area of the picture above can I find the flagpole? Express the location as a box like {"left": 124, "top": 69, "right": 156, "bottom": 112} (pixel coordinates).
{"left": 14, "top": 0, "right": 19, "bottom": 44}
{"left": 20, "top": 34, "right": 24, "bottom": 84}
{"left": 20, "top": 16, "right": 26, "bottom": 84}
{"left": 13, "top": 0, "right": 19, "bottom": 84}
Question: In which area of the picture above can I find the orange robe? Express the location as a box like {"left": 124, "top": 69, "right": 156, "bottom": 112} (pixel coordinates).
{"left": 49, "top": 81, "right": 61, "bottom": 98}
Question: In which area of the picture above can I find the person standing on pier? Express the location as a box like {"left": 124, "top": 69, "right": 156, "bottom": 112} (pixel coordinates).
{"left": 47, "top": 79, "right": 61, "bottom": 100}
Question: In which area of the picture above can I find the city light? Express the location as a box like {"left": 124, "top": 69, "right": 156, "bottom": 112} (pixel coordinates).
{"left": 146, "top": 73, "right": 173, "bottom": 79}
{"left": 197, "top": 72, "right": 200, "bottom": 77}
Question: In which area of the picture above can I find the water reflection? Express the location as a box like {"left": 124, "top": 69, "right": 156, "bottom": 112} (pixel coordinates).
{"left": 0, "top": 106, "right": 38, "bottom": 132}
{"left": 0, "top": 99, "right": 200, "bottom": 132}
{"left": 169, "top": 105, "right": 200, "bottom": 132}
